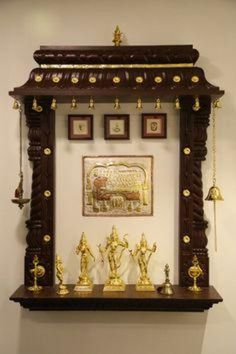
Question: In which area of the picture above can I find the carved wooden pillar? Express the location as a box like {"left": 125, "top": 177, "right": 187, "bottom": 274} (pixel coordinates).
{"left": 24, "top": 97, "right": 55, "bottom": 286}
{"left": 179, "top": 96, "right": 211, "bottom": 286}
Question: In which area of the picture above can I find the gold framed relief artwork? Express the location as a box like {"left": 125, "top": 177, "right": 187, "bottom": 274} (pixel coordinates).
{"left": 83, "top": 156, "right": 153, "bottom": 216}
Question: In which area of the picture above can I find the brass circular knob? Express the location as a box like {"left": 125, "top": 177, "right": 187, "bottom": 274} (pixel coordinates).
{"left": 44, "top": 148, "right": 52, "bottom": 156}
{"left": 44, "top": 190, "right": 51, "bottom": 198}
{"left": 183, "top": 189, "right": 190, "bottom": 197}
{"left": 35, "top": 75, "right": 43, "bottom": 82}
{"left": 52, "top": 76, "right": 60, "bottom": 83}
{"left": 191, "top": 76, "right": 199, "bottom": 83}
{"left": 113, "top": 76, "right": 121, "bottom": 84}
{"left": 154, "top": 76, "right": 162, "bottom": 83}
{"left": 183, "top": 235, "right": 190, "bottom": 243}
{"left": 89, "top": 76, "right": 96, "bottom": 83}
{"left": 43, "top": 235, "right": 51, "bottom": 242}
{"left": 183, "top": 147, "right": 191, "bottom": 155}
{"left": 135, "top": 76, "right": 143, "bottom": 83}
{"left": 71, "top": 77, "right": 79, "bottom": 84}
{"left": 173, "top": 75, "right": 181, "bottom": 83}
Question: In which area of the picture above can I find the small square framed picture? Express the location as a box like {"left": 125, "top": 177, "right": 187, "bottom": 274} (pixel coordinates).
{"left": 142, "top": 113, "right": 167, "bottom": 138}
{"left": 104, "top": 114, "right": 130, "bottom": 140}
{"left": 68, "top": 115, "right": 93, "bottom": 140}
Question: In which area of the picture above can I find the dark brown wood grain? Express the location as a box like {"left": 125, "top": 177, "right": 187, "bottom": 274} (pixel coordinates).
{"left": 9, "top": 284, "right": 222, "bottom": 311}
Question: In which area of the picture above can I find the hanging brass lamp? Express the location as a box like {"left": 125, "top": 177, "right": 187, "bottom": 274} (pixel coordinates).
{"left": 11, "top": 102, "right": 30, "bottom": 209}
{"left": 205, "top": 98, "right": 223, "bottom": 251}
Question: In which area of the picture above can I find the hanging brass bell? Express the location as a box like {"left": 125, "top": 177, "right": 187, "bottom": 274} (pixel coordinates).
{"left": 71, "top": 97, "right": 78, "bottom": 109}
{"left": 88, "top": 98, "right": 95, "bottom": 110}
{"left": 50, "top": 98, "right": 57, "bottom": 110}
{"left": 175, "top": 98, "right": 181, "bottom": 110}
{"left": 13, "top": 100, "right": 20, "bottom": 110}
{"left": 205, "top": 186, "right": 224, "bottom": 201}
{"left": 32, "top": 98, "right": 43, "bottom": 112}
{"left": 114, "top": 98, "right": 120, "bottom": 110}
{"left": 192, "top": 97, "right": 201, "bottom": 111}
{"left": 154, "top": 98, "right": 161, "bottom": 110}
{"left": 136, "top": 98, "right": 143, "bottom": 109}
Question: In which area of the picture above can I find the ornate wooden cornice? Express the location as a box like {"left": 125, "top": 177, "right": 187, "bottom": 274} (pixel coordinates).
{"left": 9, "top": 45, "right": 224, "bottom": 102}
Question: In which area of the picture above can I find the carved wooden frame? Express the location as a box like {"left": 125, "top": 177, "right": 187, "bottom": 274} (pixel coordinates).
{"left": 9, "top": 45, "right": 223, "bottom": 288}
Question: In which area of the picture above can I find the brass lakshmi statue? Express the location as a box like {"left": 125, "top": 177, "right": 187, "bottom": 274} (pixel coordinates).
{"left": 74, "top": 232, "right": 95, "bottom": 292}
{"left": 130, "top": 233, "right": 157, "bottom": 291}
{"left": 98, "top": 225, "right": 129, "bottom": 291}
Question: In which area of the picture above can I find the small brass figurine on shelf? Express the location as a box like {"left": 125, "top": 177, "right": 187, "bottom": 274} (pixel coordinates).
{"left": 158, "top": 264, "right": 174, "bottom": 295}
{"left": 55, "top": 255, "right": 69, "bottom": 295}
{"left": 99, "top": 225, "right": 128, "bottom": 291}
{"left": 130, "top": 233, "right": 157, "bottom": 291}
{"left": 112, "top": 25, "right": 122, "bottom": 47}
{"left": 74, "top": 232, "right": 95, "bottom": 292}
{"left": 188, "top": 255, "right": 203, "bottom": 293}
{"left": 27, "top": 255, "right": 45, "bottom": 292}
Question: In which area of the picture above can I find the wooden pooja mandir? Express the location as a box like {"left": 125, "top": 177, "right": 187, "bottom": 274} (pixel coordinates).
{"left": 9, "top": 43, "right": 224, "bottom": 311}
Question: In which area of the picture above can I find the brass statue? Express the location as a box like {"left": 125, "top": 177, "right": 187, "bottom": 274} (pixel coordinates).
{"left": 158, "top": 264, "right": 174, "bottom": 295}
{"left": 74, "top": 232, "right": 95, "bottom": 292}
{"left": 112, "top": 25, "right": 122, "bottom": 47}
{"left": 55, "top": 255, "right": 69, "bottom": 295}
{"left": 28, "top": 255, "right": 45, "bottom": 292}
{"left": 99, "top": 225, "right": 128, "bottom": 291}
{"left": 130, "top": 233, "right": 157, "bottom": 291}
{"left": 188, "top": 255, "right": 203, "bottom": 292}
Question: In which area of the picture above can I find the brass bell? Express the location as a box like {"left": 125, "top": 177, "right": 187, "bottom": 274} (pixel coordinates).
{"left": 175, "top": 98, "right": 181, "bottom": 110}
{"left": 88, "top": 98, "right": 95, "bottom": 110}
{"left": 32, "top": 97, "right": 38, "bottom": 111}
{"left": 192, "top": 96, "right": 201, "bottom": 112}
{"left": 71, "top": 97, "right": 78, "bottom": 109}
{"left": 154, "top": 98, "right": 161, "bottom": 110}
{"left": 158, "top": 264, "right": 174, "bottom": 296}
{"left": 136, "top": 98, "right": 143, "bottom": 109}
{"left": 205, "top": 186, "right": 224, "bottom": 201}
{"left": 13, "top": 99, "right": 20, "bottom": 110}
{"left": 50, "top": 98, "right": 57, "bottom": 110}
{"left": 32, "top": 98, "right": 43, "bottom": 112}
{"left": 114, "top": 98, "right": 120, "bottom": 110}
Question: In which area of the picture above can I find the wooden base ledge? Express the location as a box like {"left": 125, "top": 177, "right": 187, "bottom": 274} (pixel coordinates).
{"left": 9, "top": 285, "right": 222, "bottom": 312}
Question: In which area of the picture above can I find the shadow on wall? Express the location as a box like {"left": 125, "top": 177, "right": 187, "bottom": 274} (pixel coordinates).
{"left": 18, "top": 310, "right": 207, "bottom": 354}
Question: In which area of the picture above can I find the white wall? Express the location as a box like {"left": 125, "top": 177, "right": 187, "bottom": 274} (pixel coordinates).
{"left": 0, "top": 0, "right": 236, "bottom": 354}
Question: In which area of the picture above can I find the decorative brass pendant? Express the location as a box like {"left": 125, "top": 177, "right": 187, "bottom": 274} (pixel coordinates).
{"left": 88, "top": 98, "right": 95, "bottom": 110}
{"left": 71, "top": 97, "right": 78, "bottom": 109}
{"left": 136, "top": 98, "right": 143, "bottom": 109}
{"left": 174, "top": 97, "right": 181, "bottom": 110}
{"left": 192, "top": 96, "right": 200, "bottom": 111}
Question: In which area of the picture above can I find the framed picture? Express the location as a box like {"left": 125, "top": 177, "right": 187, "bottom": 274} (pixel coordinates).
{"left": 142, "top": 113, "right": 167, "bottom": 138}
{"left": 83, "top": 155, "right": 153, "bottom": 216}
{"left": 104, "top": 114, "right": 130, "bottom": 140}
{"left": 68, "top": 115, "right": 93, "bottom": 140}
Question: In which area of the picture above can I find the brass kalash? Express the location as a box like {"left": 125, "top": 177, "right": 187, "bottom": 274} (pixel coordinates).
{"left": 98, "top": 226, "right": 128, "bottom": 291}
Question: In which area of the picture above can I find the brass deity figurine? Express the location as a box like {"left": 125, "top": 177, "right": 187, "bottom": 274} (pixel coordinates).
{"left": 74, "top": 232, "right": 95, "bottom": 292}
{"left": 158, "top": 264, "right": 174, "bottom": 295}
{"left": 99, "top": 225, "right": 128, "bottom": 291}
{"left": 130, "top": 233, "right": 157, "bottom": 291}
{"left": 28, "top": 255, "right": 45, "bottom": 292}
{"left": 55, "top": 255, "right": 69, "bottom": 295}
{"left": 188, "top": 255, "right": 203, "bottom": 292}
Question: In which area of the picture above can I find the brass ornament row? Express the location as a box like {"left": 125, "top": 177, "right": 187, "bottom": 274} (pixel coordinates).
{"left": 17, "top": 96, "right": 201, "bottom": 112}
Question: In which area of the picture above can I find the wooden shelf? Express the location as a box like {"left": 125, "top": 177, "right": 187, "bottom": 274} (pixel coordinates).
{"left": 10, "top": 285, "right": 222, "bottom": 312}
